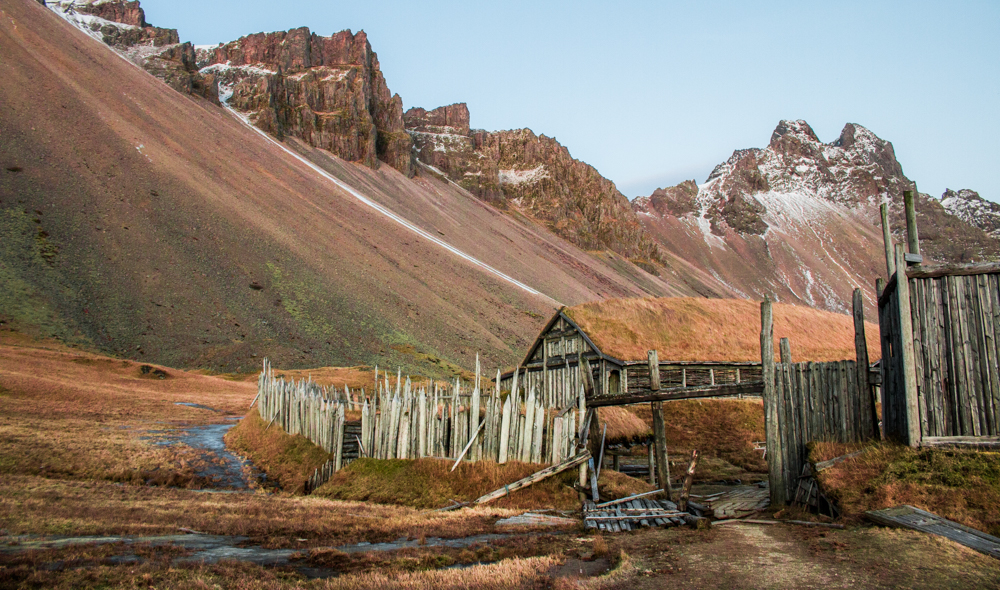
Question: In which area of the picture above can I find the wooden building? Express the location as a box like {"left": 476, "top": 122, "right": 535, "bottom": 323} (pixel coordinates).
{"left": 500, "top": 297, "right": 876, "bottom": 408}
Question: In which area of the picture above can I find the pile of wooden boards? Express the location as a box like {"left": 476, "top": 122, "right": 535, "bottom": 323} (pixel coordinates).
{"left": 583, "top": 498, "right": 691, "bottom": 532}
{"left": 691, "top": 485, "right": 770, "bottom": 519}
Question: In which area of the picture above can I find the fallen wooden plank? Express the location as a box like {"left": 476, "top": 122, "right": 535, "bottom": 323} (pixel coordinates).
{"left": 814, "top": 449, "right": 866, "bottom": 472}
{"left": 475, "top": 450, "right": 591, "bottom": 505}
{"left": 496, "top": 513, "right": 579, "bottom": 527}
{"left": 594, "top": 489, "right": 664, "bottom": 508}
{"left": 920, "top": 436, "right": 1000, "bottom": 449}
{"left": 867, "top": 505, "right": 1000, "bottom": 558}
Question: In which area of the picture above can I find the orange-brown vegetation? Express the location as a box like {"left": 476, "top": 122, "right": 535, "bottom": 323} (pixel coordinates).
{"left": 0, "top": 474, "right": 524, "bottom": 546}
{"left": 598, "top": 406, "right": 652, "bottom": 445}
{"left": 316, "top": 458, "right": 583, "bottom": 510}
{"left": 564, "top": 297, "right": 880, "bottom": 362}
{"left": 225, "top": 408, "right": 333, "bottom": 493}
{"left": 629, "top": 399, "right": 767, "bottom": 476}
{"left": 0, "top": 549, "right": 560, "bottom": 590}
{"left": 0, "top": 333, "right": 253, "bottom": 484}
{"left": 812, "top": 442, "right": 1000, "bottom": 536}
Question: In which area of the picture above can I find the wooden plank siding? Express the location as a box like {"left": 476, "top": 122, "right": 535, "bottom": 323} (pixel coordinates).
{"left": 881, "top": 263, "right": 1000, "bottom": 444}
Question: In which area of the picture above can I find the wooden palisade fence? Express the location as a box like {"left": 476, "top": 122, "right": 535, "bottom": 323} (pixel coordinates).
{"left": 878, "top": 191, "right": 1000, "bottom": 448}
{"left": 255, "top": 357, "right": 585, "bottom": 493}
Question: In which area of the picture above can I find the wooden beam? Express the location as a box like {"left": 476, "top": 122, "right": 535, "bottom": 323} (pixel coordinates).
{"left": 761, "top": 299, "right": 785, "bottom": 506}
{"left": 881, "top": 202, "right": 896, "bottom": 278}
{"left": 905, "top": 262, "right": 1000, "bottom": 279}
{"left": 585, "top": 382, "right": 764, "bottom": 407}
{"left": 921, "top": 436, "right": 1000, "bottom": 449}
{"left": 904, "top": 190, "right": 920, "bottom": 256}
{"left": 474, "top": 450, "right": 592, "bottom": 505}
{"left": 894, "top": 244, "right": 922, "bottom": 447}
{"left": 652, "top": 401, "right": 672, "bottom": 498}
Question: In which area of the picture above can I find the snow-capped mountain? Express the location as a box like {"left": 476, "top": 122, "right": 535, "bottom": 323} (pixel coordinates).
{"left": 942, "top": 189, "right": 1000, "bottom": 239}
{"left": 634, "top": 120, "right": 999, "bottom": 314}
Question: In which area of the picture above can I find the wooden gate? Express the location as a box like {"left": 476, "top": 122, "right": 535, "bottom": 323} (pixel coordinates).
{"left": 761, "top": 295, "right": 880, "bottom": 505}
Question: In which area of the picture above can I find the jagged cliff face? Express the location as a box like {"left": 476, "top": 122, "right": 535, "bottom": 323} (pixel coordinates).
{"left": 197, "top": 29, "right": 413, "bottom": 176}
{"left": 942, "top": 189, "right": 1000, "bottom": 239}
{"left": 405, "top": 103, "right": 663, "bottom": 270}
{"left": 46, "top": 0, "right": 216, "bottom": 100}
{"left": 634, "top": 120, "right": 999, "bottom": 314}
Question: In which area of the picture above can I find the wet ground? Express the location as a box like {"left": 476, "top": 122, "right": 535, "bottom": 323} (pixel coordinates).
{"left": 0, "top": 531, "right": 549, "bottom": 579}
{"left": 142, "top": 405, "right": 257, "bottom": 490}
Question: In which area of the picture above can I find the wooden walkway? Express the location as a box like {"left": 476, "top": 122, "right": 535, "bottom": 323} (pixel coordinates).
{"left": 867, "top": 505, "right": 1000, "bottom": 559}
{"left": 692, "top": 485, "right": 770, "bottom": 519}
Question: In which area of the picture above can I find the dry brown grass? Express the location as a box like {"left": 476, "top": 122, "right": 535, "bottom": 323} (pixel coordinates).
{"left": 598, "top": 406, "right": 652, "bottom": 444}
{"left": 564, "top": 297, "right": 880, "bottom": 362}
{"left": 627, "top": 398, "right": 766, "bottom": 476}
{"left": 814, "top": 442, "right": 1000, "bottom": 536}
{"left": 0, "top": 339, "right": 254, "bottom": 484}
{"left": 315, "top": 457, "right": 583, "bottom": 510}
{"left": 225, "top": 408, "right": 332, "bottom": 493}
{"left": 0, "top": 545, "right": 559, "bottom": 589}
{"left": 0, "top": 474, "right": 527, "bottom": 546}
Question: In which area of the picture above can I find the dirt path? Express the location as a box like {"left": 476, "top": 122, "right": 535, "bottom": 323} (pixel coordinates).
{"left": 604, "top": 522, "right": 1000, "bottom": 590}
{"left": 674, "top": 524, "right": 860, "bottom": 589}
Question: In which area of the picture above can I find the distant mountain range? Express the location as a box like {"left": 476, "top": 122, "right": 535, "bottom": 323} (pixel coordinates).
{"left": 2, "top": 0, "right": 996, "bottom": 374}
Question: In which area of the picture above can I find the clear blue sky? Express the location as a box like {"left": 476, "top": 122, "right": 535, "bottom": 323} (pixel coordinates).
{"left": 143, "top": 0, "right": 999, "bottom": 202}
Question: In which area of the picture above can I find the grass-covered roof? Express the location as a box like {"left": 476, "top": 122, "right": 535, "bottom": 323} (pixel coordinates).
{"left": 563, "top": 297, "right": 880, "bottom": 363}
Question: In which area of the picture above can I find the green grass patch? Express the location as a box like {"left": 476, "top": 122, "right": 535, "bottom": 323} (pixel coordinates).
{"left": 814, "top": 442, "right": 1000, "bottom": 535}
{"left": 224, "top": 408, "right": 332, "bottom": 494}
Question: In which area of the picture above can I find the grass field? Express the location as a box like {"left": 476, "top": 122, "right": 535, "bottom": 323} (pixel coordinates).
{"left": 2, "top": 334, "right": 998, "bottom": 589}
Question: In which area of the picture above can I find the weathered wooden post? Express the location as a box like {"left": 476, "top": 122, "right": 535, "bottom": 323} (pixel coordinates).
{"left": 761, "top": 299, "right": 785, "bottom": 505}
{"left": 649, "top": 349, "right": 672, "bottom": 498}
{"left": 903, "top": 190, "right": 920, "bottom": 256}
{"left": 853, "top": 288, "right": 878, "bottom": 440}
{"left": 471, "top": 354, "right": 481, "bottom": 461}
{"left": 677, "top": 449, "right": 699, "bottom": 512}
{"left": 894, "top": 244, "right": 921, "bottom": 447}
{"left": 880, "top": 203, "right": 896, "bottom": 278}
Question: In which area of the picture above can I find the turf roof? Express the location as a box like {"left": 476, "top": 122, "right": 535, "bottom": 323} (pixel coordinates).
{"left": 562, "top": 297, "right": 881, "bottom": 363}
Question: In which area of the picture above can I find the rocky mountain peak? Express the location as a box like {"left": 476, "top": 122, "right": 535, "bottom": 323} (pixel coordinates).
{"left": 941, "top": 189, "right": 1000, "bottom": 238}
{"left": 404, "top": 103, "right": 471, "bottom": 135}
{"left": 46, "top": 0, "right": 216, "bottom": 101}
{"left": 197, "top": 26, "right": 412, "bottom": 176}
{"left": 770, "top": 119, "right": 821, "bottom": 145}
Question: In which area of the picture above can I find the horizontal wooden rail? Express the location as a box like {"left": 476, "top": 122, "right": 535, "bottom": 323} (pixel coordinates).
{"left": 921, "top": 436, "right": 1000, "bottom": 449}
{"left": 905, "top": 261, "right": 1000, "bottom": 279}
{"left": 586, "top": 381, "right": 764, "bottom": 407}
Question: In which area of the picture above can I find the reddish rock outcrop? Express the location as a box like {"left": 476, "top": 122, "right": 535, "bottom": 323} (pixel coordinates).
{"left": 200, "top": 29, "right": 413, "bottom": 175}
{"left": 48, "top": 0, "right": 216, "bottom": 101}
{"left": 405, "top": 104, "right": 663, "bottom": 270}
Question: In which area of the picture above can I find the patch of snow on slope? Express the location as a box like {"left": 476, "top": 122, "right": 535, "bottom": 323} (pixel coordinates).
{"left": 200, "top": 62, "right": 276, "bottom": 77}
{"left": 498, "top": 165, "right": 549, "bottom": 186}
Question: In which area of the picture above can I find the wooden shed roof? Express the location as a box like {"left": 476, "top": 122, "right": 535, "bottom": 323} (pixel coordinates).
{"left": 562, "top": 297, "right": 881, "bottom": 363}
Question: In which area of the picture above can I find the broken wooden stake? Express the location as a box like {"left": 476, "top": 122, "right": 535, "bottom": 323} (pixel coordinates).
{"left": 678, "top": 449, "right": 699, "bottom": 511}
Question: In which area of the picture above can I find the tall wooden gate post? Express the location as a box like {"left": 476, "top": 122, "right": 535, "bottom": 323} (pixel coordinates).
{"left": 894, "top": 244, "right": 922, "bottom": 446}
{"left": 648, "top": 349, "right": 672, "bottom": 497}
{"left": 761, "top": 299, "right": 786, "bottom": 505}
{"left": 853, "top": 288, "right": 879, "bottom": 440}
